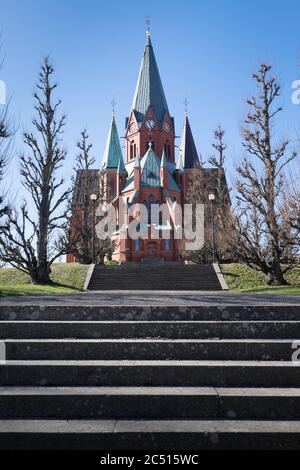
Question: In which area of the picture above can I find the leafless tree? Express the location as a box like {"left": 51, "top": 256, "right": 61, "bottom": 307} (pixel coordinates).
{"left": 0, "top": 57, "right": 71, "bottom": 283}
{"left": 209, "top": 125, "right": 227, "bottom": 168}
{"left": 68, "top": 130, "right": 113, "bottom": 264}
{"left": 281, "top": 178, "right": 300, "bottom": 246}
{"left": 184, "top": 162, "right": 232, "bottom": 264}
{"left": 0, "top": 40, "right": 14, "bottom": 224}
{"left": 235, "top": 64, "right": 298, "bottom": 285}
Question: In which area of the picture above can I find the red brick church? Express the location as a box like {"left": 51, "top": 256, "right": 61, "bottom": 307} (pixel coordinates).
{"left": 68, "top": 31, "right": 229, "bottom": 264}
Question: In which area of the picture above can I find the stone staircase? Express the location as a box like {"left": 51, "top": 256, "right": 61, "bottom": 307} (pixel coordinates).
{"left": 87, "top": 264, "right": 223, "bottom": 291}
{"left": 0, "top": 304, "right": 300, "bottom": 449}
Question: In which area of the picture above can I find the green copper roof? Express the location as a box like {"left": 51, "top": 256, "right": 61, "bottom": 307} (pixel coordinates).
{"left": 101, "top": 116, "right": 125, "bottom": 170}
{"left": 141, "top": 147, "right": 161, "bottom": 188}
{"left": 131, "top": 35, "right": 169, "bottom": 125}
{"left": 122, "top": 148, "right": 181, "bottom": 193}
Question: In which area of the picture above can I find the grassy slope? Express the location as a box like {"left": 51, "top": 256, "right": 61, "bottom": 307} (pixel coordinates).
{"left": 0, "top": 264, "right": 89, "bottom": 296}
{"left": 221, "top": 264, "right": 300, "bottom": 294}
{"left": 0, "top": 263, "right": 299, "bottom": 296}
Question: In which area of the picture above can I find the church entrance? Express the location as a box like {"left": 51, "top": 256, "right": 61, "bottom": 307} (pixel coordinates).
{"left": 146, "top": 242, "right": 158, "bottom": 258}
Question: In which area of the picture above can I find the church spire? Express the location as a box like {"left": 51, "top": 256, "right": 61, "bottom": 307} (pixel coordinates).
{"left": 178, "top": 115, "right": 200, "bottom": 170}
{"left": 131, "top": 33, "right": 169, "bottom": 125}
{"left": 101, "top": 115, "right": 125, "bottom": 171}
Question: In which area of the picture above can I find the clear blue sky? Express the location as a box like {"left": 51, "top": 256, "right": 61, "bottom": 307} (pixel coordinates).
{"left": 1, "top": 0, "right": 300, "bottom": 198}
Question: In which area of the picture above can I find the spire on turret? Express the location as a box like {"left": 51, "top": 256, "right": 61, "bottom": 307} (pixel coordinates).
{"left": 101, "top": 115, "right": 124, "bottom": 171}
{"left": 178, "top": 115, "right": 200, "bottom": 170}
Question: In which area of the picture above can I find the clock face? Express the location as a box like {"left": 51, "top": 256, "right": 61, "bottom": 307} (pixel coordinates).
{"left": 129, "top": 123, "right": 136, "bottom": 133}
{"left": 145, "top": 119, "right": 155, "bottom": 130}
{"left": 163, "top": 123, "right": 171, "bottom": 133}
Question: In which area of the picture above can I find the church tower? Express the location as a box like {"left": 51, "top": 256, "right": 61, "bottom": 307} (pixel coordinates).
{"left": 125, "top": 32, "right": 175, "bottom": 163}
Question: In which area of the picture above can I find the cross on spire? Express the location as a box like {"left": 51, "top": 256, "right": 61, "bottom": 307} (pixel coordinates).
{"left": 184, "top": 97, "right": 189, "bottom": 116}
{"left": 111, "top": 97, "right": 116, "bottom": 116}
{"left": 146, "top": 16, "right": 151, "bottom": 36}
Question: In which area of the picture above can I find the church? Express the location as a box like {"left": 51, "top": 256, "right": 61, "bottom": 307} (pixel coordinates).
{"left": 68, "top": 30, "right": 229, "bottom": 264}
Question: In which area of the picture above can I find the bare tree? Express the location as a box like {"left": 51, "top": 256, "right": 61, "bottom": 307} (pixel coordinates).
{"left": 68, "top": 130, "right": 113, "bottom": 264}
{"left": 235, "top": 64, "right": 298, "bottom": 285}
{"left": 0, "top": 57, "right": 70, "bottom": 283}
{"left": 209, "top": 125, "right": 227, "bottom": 168}
{"left": 0, "top": 40, "right": 14, "bottom": 223}
{"left": 281, "top": 179, "right": 300, "bottom": 246}
{"left": 184, "top": 162, "right": 232, "bottom": 264}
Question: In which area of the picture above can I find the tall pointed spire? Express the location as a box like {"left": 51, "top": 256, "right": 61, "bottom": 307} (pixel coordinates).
{"left": 178, "top": 115, "right": 200, "bottom": 170}
{"left": 101, "top": 115, "right": 125, "bottom": 170}
{"left": 131, "top": 34, "right": 169, "bottom": 125}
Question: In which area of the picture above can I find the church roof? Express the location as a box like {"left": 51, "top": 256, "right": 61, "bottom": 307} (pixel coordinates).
{"left": 122, "top": 147, "right": 180, "bottom": 193}
{"left": 131, "top": 35, "right": 169, "bottom": 125}
{"left": 101, "top": 115, "right": 125, "bottom": 171}
{"left": 178, "top": 115, "right": 200, "bottom": 170}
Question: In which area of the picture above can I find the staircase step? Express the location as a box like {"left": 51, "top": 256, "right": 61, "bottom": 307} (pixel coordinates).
{"left": 4, "top": 339, "right": 296, "bottom": 361}
{"left": 0, "top": 361, "right": 299, "bottom": 387}
{"left": 1, "top": 305, "right": 299, "bottom": 322}
{"left": 0, "top": 321, "right": 299, "bottom": 339}
{"left": 0, "top": 419, "right": 300, "bottom": 450}
{"left": 0, "top": 387, "right": 299, "bottom": 420}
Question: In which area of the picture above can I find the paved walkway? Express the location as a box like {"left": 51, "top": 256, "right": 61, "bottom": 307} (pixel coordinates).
{"left": 1, "top": 291, "right": 299, "bottom": 306}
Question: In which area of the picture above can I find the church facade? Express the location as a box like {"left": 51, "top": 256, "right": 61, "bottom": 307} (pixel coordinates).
{"left": 68, "top": 31, "right": 229, "bottom": 264}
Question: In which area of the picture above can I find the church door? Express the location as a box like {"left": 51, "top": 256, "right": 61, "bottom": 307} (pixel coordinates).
{"left": 147, "top": 243, "right": 157, "bottom": 258}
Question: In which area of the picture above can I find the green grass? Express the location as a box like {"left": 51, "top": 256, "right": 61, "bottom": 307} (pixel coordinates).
{"left": 221, "top": 263, "right": 300, "bottom": 294}
{"left": 0, "top": 264, "right": 89, "bottom": 297}
{"left": 0, "top": 262, "right": 299, "bottom": 296}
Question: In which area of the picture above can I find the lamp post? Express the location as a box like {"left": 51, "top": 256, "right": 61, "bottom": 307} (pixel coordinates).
{"left": 209, "top": 193, "right": 216, "bottom": 264}
{"left": 90, "top": 194, "right": 97, "bottom": 264}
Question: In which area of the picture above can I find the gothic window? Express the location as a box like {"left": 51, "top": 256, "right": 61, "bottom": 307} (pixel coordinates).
{"left": 164, "top": 141, "right": 171, "bottom": 159}
{"left": 130, "top": 141, "right": 135, "bottom": 160}
{"left": 148, "top": 194, "right": 155, "bottom": 224}
{"left": 165, "top": 239, "right": 170, "bottom": 252}
{"left": 135, "top": 239, "right": 140, "bottom": 252}
{"left": 147, "top": 141, "right": 154, "bottom": 153}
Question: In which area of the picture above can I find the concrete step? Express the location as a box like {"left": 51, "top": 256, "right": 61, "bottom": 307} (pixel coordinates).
{"left": 0, "top": 387, "right": 299, "bottom": 420}
{"left": 0, "top": 419, "right": 300, "bottom": 450}
{"left": 1, "top": 305, "right": 299, "bottom": 322}
{"left": 0, "top": 361, "right": 299, "bottom": 387}
{"left": 0, "top": 321, "right": 300, "bottom": 339}
{"left": 4, "top": 339, "right": 296, "bottom": 361}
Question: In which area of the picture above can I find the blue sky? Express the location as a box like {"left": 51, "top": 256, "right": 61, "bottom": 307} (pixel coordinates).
{"left": 1, "top": 0, "right": 300, "bottom": 198}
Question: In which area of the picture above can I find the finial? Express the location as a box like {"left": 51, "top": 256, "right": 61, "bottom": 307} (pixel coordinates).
{"left": 146, "top": 16, "right": 151, "bottom": 37}
{"left": 111, "top": 97, "right": 116, "bottom": 116}
{"left": 183, "top": 97, "right": 189, "bottom": 116}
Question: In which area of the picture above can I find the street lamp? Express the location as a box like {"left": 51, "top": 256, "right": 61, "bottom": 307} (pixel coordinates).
{"left": 90, "top": 194, "right": 98, "bottom": 264}
{"left": 209, "top": 193, "right": 216, "bottom": 264}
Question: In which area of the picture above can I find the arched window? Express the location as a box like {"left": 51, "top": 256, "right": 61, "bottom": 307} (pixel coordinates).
{"left": 130, "top": 141, "right": 135, "bottom": 160}
{"left": 149, "top": 195, "right": 155, "bottom": 205}
{"left": 148, "top": 194, "right": 155, "bottom": 224}
{"left": 147, "top": 141, "right": 155, "bottom": 153}
{"left": 164, "top": 141, "right": 171, "bottom": 159}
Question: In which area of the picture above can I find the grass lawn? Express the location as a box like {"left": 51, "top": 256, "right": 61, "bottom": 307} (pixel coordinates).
{"left": 0, "top": 264, "right": 89, "bottom": 296}
{"left": 0, "top": 263, "right": 299, "bottom": 296}
{"left": 221, "top": 263, "right": 300, "bottom": 294}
